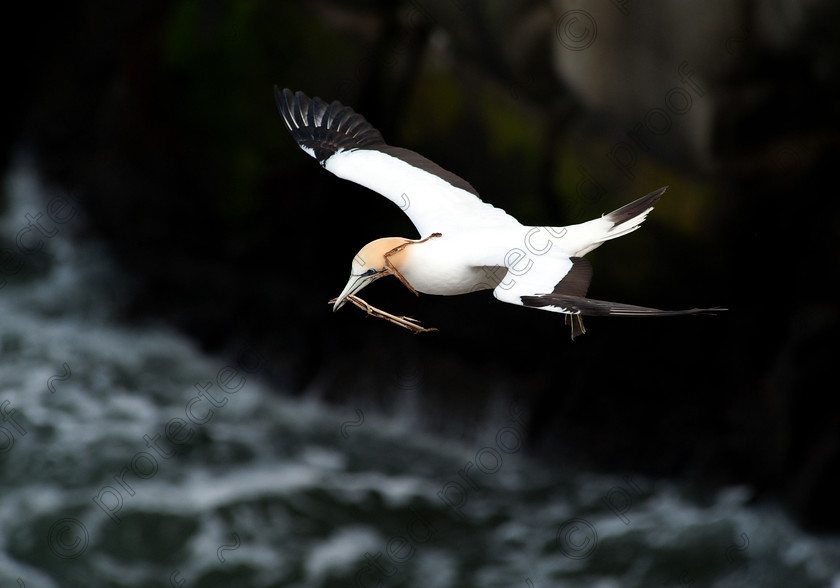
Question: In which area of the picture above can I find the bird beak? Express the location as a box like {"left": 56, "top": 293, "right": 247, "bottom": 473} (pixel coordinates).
{"left": 333, "top": 273, "right": 377, "bottom": 311}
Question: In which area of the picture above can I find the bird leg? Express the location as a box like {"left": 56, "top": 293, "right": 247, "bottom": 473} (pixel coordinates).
{"left": 564, "top": 314, "right": 586, "bottom": 340}
{"left": 383, "top": 232, "right": 442, "bottom": 295}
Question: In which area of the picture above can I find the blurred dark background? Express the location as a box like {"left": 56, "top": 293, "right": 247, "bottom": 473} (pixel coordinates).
{"left": 3, "top": 0, "right": 838, "bottom": 532}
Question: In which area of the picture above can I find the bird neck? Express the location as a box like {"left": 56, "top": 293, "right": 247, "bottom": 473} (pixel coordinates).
{"left": 382, "top": 239, "right": 417, "bottom": 294}
{"left": 381, "top": 233, "right": 441, "bottom": 296}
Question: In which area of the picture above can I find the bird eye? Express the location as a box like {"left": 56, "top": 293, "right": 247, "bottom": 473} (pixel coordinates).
{"left": 364, "top": 268, "right": 377, "bottom": 276}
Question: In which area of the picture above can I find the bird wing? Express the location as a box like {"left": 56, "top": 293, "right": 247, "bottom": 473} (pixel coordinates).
{"left": 492, "top": 247, "right": 718, "bottom": 337}
{"left": 275, "top": 88, "right": 520, "bottom": 237}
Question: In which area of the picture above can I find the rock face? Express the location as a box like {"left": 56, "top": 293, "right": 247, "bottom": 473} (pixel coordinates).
{"left": 4, "top": 0, "right": 839, "bottom": 531}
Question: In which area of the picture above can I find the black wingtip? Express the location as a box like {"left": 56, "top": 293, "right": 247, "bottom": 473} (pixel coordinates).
{"left": 605, "top": 185, "right": 668, "bottom": 225}
{"left": 521, "top": 293, "right": 726, "bottom": 317}
{"left": 273, "top": 86, "right": 290, "bottom": 114}
{"left": 274, "top": 87, "right": 299, "bottom": 132}
{"left": 274, "top": 88, "right": 388, "bottom": 162}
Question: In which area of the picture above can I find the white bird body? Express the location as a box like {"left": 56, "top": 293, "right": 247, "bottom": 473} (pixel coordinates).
{"left": 275, "top": 88, "right": 719, "bottom": 337}
{"left": 396, "top": 231, "right": 508, "bottom": 295}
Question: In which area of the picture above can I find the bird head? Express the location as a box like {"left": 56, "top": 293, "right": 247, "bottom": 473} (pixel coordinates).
{"left": 333, "top": 237, "right": 412, "bottom": 311}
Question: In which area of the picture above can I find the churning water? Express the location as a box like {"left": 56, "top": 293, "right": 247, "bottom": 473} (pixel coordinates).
{"left": 1, "top": 156, "right": 839, "bottom": 587}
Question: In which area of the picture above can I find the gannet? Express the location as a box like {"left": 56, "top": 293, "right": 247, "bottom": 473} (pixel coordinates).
{"left": 276, "top": 87, "right": 720, "bottom": 338}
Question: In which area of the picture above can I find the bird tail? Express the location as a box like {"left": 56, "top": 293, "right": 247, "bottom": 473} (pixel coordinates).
{"left": 550, "top": 186, "right": 667, "bottom": 257}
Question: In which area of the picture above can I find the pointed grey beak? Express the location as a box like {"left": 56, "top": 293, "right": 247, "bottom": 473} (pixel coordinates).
{"left": 333, "top": 272, "right": 377, "bottom": 311}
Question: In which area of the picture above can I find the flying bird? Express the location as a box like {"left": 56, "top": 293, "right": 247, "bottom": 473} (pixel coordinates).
{"left": 275, "top": 87, "right": 719, "bottom": 338}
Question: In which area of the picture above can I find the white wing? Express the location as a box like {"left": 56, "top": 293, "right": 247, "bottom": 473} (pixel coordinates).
{"left": 275, "top": 88, "right": 521, "bottom": 237}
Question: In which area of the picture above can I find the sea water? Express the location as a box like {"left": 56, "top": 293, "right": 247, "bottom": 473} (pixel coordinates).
{"left": 1, "top": 156, "right": 839, "bottom": 587}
